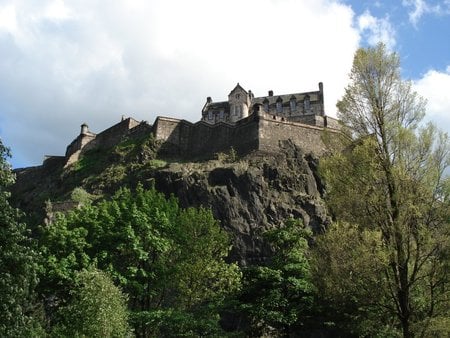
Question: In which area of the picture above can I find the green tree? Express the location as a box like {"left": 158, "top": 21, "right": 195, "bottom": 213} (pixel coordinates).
{"left": 40, "top": 184, "right": 241, "bottom": 337}
{"left": 312, "top": 222, "right": 396, "bottom": 336}
{"left": 237, "top": 219, "right": 314, "bottom": 337}
{"left": 0, "top": 139, "right": 43, "bottom": 336}
{"left": 319, "top": 44, "right": 450, "bottom": 337}
{"left": 53, "top": 267, "right": 131, "bottom": 338}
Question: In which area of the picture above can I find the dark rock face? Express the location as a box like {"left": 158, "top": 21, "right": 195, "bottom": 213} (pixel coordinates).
{"left": 154, "top": 140, "right": 330, "bottom": 265}
{"left": 12, "top": 139, "right": 330, "bottom": 265}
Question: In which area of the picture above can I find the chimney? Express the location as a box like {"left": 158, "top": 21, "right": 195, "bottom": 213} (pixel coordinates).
{"left": 268, "top": 90, "right": 273, "bottom": 97}
{"left": 318, "top": 82, "right": 325, "bottom": 116}
{"left": 207, "top": 97, "right": 212, "bottom": 104}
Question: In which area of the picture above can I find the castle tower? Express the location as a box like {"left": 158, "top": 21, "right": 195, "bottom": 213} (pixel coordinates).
{"left": 80, "top": 123, "right": 89, "bottom": 135}
{"left": 228, "top": 83, "right": 251, "bottom": 123}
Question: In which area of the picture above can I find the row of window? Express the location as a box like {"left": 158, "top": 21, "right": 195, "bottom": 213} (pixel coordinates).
{"left": 207, "top": 106, "right": 244, "bottom": 121}
{"left": 264, "top": 98, "right": 311, "bottom": 113}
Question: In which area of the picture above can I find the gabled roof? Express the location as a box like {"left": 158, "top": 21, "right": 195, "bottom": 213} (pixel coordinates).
{"left": 228, "top": 83, "right": 248, "bottom": 96}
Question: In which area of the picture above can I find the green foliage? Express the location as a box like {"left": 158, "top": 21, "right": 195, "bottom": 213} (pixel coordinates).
{"left": 147, "top": 159, "right": 167, "bottom": 168}
{"left": 70, "top": 187, "right": 94, "bottom": 205}
{"left": 72, "top": 148, "right": 108, "bottom": 174}
{"left": 216, "top": 147, "right": 239, "bottom": 163}
{"left": 0, "top": 139, "right": 43, "bottom": 336}
{"left": 40, "top": 184, "right": 241, "bottom": 337}
{"left": 319, "top": 43, "right": 450, "bottom": 337}
{"left": 237, "top": 219, "right": 314, "bottom": 336}
{"left": 312, "top": 222, "right": 398, "bottom": 336}
{"left": 52, "top": 268, "right": 131, "bottom": 338}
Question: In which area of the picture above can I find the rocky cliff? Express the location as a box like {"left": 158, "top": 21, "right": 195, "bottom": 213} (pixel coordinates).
{"left": 12, "top": 135, "right": 331, "bottom": 264}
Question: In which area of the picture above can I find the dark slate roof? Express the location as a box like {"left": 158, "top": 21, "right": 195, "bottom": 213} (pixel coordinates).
{"left": 252, "top": 91, "right": 321, "bottom": 105}
{"left": 204, "top": 101, "right": 230, "bottom": 111}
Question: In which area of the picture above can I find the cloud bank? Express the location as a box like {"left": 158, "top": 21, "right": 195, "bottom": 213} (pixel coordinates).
{"left": 0, "top": 0, "right": 363, "bottom": 167}
{"left": 413, "top": 66, "right": 450, "bottom": 132}
{"left": 3, "top": 0, "right": 445, "bottom": 169}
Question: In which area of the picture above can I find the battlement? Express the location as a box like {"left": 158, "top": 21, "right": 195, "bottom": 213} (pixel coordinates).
{"left": 48, "top": 83, "right": 341, "bottom": 168}
{"left": 65, "top": 116, "right": 148, "bottom": 166}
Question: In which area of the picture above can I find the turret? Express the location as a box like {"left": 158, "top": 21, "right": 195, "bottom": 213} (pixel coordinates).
{"left": 228, "top": 83, "right": 251, "bottom": 123}
{"left": 81, "top": 123, "right": 89, "bottom": 135}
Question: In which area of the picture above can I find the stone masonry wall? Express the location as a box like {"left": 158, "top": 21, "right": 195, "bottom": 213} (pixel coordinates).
{"left": 258, "top": 115, "right": 338, "bottom": 156}
{"left": 153, "top": 115, "right": 260, "bottom": 158}
{"left": 93, "top": 117, "right": 140, "bottom": 150}
{"left": 153, "top": 112, "right": 339, "bottom": 159}
{"left": 63, "top": 112, "right": 340, "bottom": 166}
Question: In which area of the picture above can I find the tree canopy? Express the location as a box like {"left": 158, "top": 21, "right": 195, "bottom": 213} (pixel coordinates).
{"left": 40, "top": 184, "right": 241, "bottom": 337}
{"left": 318, "top": 43, "right": 450, "bottom": 337}
{"left": 0, "top": 139, "right": 42, "bottom": 336}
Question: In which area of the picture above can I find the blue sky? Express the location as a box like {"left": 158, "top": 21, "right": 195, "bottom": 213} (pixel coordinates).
{"left": 0, "top": 0, "right": 449, "bottom": 169}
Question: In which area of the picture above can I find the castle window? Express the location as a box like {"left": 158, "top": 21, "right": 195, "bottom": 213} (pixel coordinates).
{"left": 236, "top": 94, "right": 240, "bottom": 99}
{"left": 276, "top": 97, "right": 283, "bottom": 113}
{"left": 263, "top": 98, "right": 269, "bottom": 112}
{"left": 236, "top": 105, "right": 241, "bottom": 116}
{"left": 208, "top": 111, "right": 213, "bottom": 120}
{"left": 219, "top": 110, "right": 224, "bottom": 120}
{"left": 290, "top": 97, "right": 296, "bottom": 111}
{"left": 303, "top": 95, "right": 310, "bottom": 112}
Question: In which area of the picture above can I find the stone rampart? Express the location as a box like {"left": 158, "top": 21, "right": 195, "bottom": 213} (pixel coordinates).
{"left": 61, "top": 111, "right": 340, "bottom": 167}
{"left": 258, "top": 115, "right": 336, "bottom": 156}
{"left": 152, "top": 112, "right": 339, "bottom": 159}
{"left": 93, "top": 117, "right": 140, "bottom": 150}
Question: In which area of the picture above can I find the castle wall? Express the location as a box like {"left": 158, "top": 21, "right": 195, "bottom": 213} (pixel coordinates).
{"left": 258, "top": 115, "right": 337, "bottom": 156}
{"left": 152, "top": 112, "right": 338, "bottom": 159}
{"left": 324, "top": 116, "right": 340, "bottom": 129}
{"left": 63, "top": 111, "right": 340, "bottom": 167}
{"left": 64, "top": 117, "right": 144, "bottom": 166}
{"left": 153, "top": 115, "right": 260, "bottom": 158}
{"left": 187, "top": 118, "right": 259, "bottom": 157}
{"left": 288, "top": 114, "right": 325, "bottom": 127}
{"left": 93, "top": 117, "right": 140, "bottom": 150}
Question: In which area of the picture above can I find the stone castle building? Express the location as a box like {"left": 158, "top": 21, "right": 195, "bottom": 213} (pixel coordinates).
{"left": 38, "top": 83, "right": 340, "bottom": 169}
{"left": 202, "top": 83, "right": 325, "bottom": 126}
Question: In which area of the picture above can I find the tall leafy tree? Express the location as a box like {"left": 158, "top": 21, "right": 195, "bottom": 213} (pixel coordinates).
{"left": 0, "top": 139, "right": 42, "bottom": 336}
{"left": 319, "top": 44, "right": 450, "bottom": 337}
{"left": 52, "top": 268, "right": 131, "bottom": 338}
{"left": 237, "top": 219, "right": 314, "bottom": 337}
{"left": 40, "top": 184, "right": 241, "bottom": 337}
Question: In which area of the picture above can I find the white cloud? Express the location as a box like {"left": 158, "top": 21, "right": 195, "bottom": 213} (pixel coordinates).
{"left": 0, "top": 4, "right": 17, "bottom": 35}
{"left": 357, "top": 10, "right": 396, "bottom": 50}
{"left": 413, "top": 67, "right": 450, "bottom": 136}
{"left": 0, "top": 0, "right": 360, "bottom": 168}
{"left": 402, "top": 0, "right": 450, "bottom": 26}
{"left": 42, "top": 0, "right": 72, "bottom": 21}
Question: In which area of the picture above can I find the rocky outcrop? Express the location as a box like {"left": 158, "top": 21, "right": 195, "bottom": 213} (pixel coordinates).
{"left": 12, "top": 138, "right": 331, "bottom": 265}
{"left": 153, "top": 140, "right": 330, "bottom": 264}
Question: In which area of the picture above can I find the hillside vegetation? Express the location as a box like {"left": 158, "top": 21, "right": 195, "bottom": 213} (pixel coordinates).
{"left": 2, "top": 44, "right": 449, "bottom": 337}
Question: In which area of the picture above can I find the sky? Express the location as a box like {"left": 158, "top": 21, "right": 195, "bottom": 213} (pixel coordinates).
{"left": 0, "top": 0, "right": 449, "bottom": 169}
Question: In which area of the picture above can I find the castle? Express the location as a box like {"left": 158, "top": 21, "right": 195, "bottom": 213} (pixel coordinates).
{"left": 45, "top": 83, "right": 340, "bottom": 168}
{"left": 202, "top": 83, "right": 325, "bottom": 125}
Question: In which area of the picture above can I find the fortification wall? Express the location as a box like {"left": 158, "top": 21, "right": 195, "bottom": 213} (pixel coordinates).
{"left": 258, "top": 114, "right": 339, "bottom": 156}
{"left": 92, "top": 117, "right": 140, "bottom": 150}
{"left": 188, "top": 117, "right": 259, "bottom": 156}
{"left": 154, "top": 115, "right": 260, "bottom": 158}
{"left": 324, "top": 116, "right": 340, "bottom": 129}
{"left": 63, "top": 112, "right": 340, "bottom": 166}
{"left": 288, "top": 114, "right": 325, "bottom": 127}
{"left": 152, "top": 112, "right": 339, "bottom": 159}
